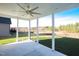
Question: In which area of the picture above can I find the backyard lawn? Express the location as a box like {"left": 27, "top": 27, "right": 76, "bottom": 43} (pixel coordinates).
{"left": 0, "top": 36, "right": 79, "bottom": 56}
{"left": 0, "top": 35, "right": 51, "bottom": 45}
{"left": 39, "top": 37, "right": 79, "bottom": 56}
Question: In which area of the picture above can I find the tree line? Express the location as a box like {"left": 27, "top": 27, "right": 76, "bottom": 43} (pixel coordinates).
{"left": 57, "top": 22, "right": 79, "bottom": 33}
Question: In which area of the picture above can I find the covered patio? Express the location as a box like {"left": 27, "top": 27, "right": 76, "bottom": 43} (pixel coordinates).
{"left": 0, "top": 3, "right": 79, "bottom": 56}
{"left": 0, "top": 40, "right": 65, "bottom": 56}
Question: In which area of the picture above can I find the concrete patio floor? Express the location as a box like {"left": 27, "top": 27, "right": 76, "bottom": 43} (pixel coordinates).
{"left": 0, "top": 40, "right": 65, "bottom": 56}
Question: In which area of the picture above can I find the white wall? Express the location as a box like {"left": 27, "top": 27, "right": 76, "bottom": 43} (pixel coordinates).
{"left": 0, "top": 23, "right": 10, "bottom": 36}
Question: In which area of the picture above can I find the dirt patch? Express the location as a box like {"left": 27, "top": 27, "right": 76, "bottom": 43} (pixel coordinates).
{"left": 55, "top": 31, "right": 79, "bottom": 38}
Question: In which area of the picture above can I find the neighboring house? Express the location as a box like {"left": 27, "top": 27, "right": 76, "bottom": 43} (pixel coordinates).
{"left": 0, "top": 17, "right": 11, "bottom": 36}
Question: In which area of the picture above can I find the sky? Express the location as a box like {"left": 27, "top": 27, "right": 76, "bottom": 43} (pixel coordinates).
{"left": 10, "top": 7, "right": 79, "bottom": 27}
{"left": 55, "top": 7, "right": 79, "bottom": 27}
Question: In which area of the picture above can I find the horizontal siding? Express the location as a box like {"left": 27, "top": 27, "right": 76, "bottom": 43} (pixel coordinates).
{"left": 0, "top": 23, "right": 10, "bottom": 36}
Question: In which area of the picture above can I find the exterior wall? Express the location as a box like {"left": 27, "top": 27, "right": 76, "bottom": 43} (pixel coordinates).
{"left": 0, "top": 23, "right": 10, "bottom": 36}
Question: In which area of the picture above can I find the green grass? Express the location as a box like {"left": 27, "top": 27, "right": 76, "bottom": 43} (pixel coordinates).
{"left": 39, "top": 37, "right": 79, "bottom": 56}
{"left": 55, "top": 37, "right": 79, "bottom": 56}
{"left": 0, "top": 38, "right": 16, "bottom": 45}
{"left": 0, "top": 35, "right": 51, "bottom": 45}
{"left": 0, "top": 36, "right": 28, "bottom": 45}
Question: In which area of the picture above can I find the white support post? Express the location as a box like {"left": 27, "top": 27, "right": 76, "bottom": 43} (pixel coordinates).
{"left": 52, "top": 14, "right": 55, "bottom": 50}
{"left": 36, "top": 17, "right": 39, "bottom": 43}
{"left": 16, "top": 18, "right": 19, "bottom": 42}
{"left": 28, "top": 20, "right": 31, "bottom": 40}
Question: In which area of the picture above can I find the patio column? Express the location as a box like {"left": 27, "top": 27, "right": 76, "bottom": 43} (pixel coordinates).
{"left": 52, "top": 13, "right": 55, "bottom": 50}
{"left": 36, "top": 17, "right": 39, "bottom": 43}
{"left": 28, "top": 19, "right": 31, "bottom": 40}
{"left": 16, "top": 18, "right": 19, "bottom": 42}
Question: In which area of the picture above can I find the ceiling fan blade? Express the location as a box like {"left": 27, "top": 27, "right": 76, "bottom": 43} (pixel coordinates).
{"left": 31, "top": 12, "right": 41, "bottom": 15}
{"left": 11, "top": 10, "right": 25, "bottom": 12}
{"left": 27, "top": 5, "right": 30, "bottom": 9}
{"left": 16, "top": 3, "right": 26, "bottom": 11}
{"left": 30, "top": 7, "right": 39, "bottom": 11}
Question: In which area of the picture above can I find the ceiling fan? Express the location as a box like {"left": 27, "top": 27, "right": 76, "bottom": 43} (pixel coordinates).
{"left": 15, "top": 3, "right": 41, "bottom": 17}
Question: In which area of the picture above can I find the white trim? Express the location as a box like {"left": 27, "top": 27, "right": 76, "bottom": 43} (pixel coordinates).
{"left": 36, "top": 17, "right": 39, "bottom": 43}
{"left": 52, "top": 14, "right": 55, "bottom": 50}
{"left": 16, "top": 18, "right": 19, "bottom": 42}
{"left": 28, "top": 20, "right": 31, "bottom": 40}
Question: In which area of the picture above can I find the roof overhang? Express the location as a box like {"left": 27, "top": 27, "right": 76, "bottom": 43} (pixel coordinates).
{"left": 0, "top": 3, "right": 79, "bottom": 20}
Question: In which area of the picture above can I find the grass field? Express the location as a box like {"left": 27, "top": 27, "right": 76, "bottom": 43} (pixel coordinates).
{"left": 0, "top": 35, "right": 79, "bottom": 56}
{"left": 39, "top": 37, "right": 79, "bottom": 56}
{"left": 0, "top": 35, "right": 51, "bottom": 45}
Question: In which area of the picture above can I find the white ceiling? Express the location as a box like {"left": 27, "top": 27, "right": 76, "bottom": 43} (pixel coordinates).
{"left": 0, "top": 3, "right": 79, "bottom": 20}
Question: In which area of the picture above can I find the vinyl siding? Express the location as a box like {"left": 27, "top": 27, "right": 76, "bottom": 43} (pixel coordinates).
{"left": 0, "top": 23, "right": 10, "bottom": 36}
